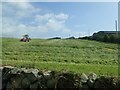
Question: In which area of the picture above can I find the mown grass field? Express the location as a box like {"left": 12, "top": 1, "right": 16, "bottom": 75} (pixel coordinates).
{"left": 2, "top": 38, "right": 119, "bottom": 76}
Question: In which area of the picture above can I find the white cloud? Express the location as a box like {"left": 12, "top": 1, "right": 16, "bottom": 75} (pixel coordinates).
{"left": 55, "top": 13, "right": 69, "bottom": 21}
{"left": 35, "top": 13, "right": 70, "bottom": 32}
{"left": 3, "top": 2, "right": 41, "bottom": 19}
{"left": 2, "top": 0, "right": 119, "bottom": 2}
{"left": 2, "top": 0, "right": 29, "bottom": 2}
{"left": 2, "top": 2, "right": 71, "bottom": 38}
{"left": 35, "top": 13, "right": 69, "bottom": 24}
{"left": 0, "top": 3, "right": 2, "bottom": 37}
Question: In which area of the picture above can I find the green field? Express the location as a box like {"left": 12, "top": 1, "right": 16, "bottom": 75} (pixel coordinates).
{"left": 2, "top": 38, "right": 119, "bottom": 76}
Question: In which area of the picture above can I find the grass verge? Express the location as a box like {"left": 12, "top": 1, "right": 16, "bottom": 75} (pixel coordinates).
{"left": 3, "top": 60, "right": 118, "bottom": 76}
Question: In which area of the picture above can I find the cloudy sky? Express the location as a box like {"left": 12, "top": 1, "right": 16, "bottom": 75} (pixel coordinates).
{"left": 2, "top": 1, "right": 118, "bottom": 38}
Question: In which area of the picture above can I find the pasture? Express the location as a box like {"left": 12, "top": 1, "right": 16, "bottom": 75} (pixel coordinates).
{"left": 2, "top": 38, "right": 119, "bottom": 76}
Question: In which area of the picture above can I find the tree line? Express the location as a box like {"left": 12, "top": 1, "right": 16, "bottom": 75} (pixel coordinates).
{"left": 79, "top": 32, "right": 120, "bottom": 44}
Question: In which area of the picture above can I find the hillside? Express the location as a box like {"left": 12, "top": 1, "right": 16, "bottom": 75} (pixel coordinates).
{"left": 2, "top": 38, "right": 118, "bottom": 76}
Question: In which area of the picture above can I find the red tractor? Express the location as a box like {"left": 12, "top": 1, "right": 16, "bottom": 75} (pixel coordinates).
{"left": 20, "top": 35, "right": 31, "bottom": 42}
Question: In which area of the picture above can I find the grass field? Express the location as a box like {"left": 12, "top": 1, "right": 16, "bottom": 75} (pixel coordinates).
{"left": 2, "top": 38, "right": 119, "bottom": 76}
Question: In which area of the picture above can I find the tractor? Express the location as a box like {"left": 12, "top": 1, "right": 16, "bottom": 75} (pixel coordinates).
{"left": 20, "top": 35, "right": 31, "bottom": 42}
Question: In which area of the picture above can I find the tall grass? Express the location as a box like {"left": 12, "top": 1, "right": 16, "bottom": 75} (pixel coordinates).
{"left": 2, "top": 38, "right": 119, "bottom": 76}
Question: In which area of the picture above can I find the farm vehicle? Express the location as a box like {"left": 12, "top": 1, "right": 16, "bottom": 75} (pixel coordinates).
{"left": 20, "top": 35, "right": 31, "bottom": 42}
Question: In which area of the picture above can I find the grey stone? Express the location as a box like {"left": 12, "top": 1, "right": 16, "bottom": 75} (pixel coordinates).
{"left": 80, "top": 73, "right": 88, "bottom": 83}
{"left": 88, "top": 73, "right": 97, "bottom": 82}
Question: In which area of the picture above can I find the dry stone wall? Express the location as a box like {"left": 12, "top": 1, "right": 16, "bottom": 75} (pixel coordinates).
{"left": 0, "top": 66, "right": 120, "bottom": 90}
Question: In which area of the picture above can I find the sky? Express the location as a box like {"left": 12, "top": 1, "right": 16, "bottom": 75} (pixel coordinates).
{"left": 2, "top": 1, "right": 118, "bottom": 38}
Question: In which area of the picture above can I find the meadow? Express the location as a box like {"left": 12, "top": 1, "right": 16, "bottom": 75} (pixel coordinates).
{"left": 2, "top": 38, "right": 119, "bottom": 76}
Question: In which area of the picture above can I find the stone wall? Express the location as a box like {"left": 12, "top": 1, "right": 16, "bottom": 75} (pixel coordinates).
{"left": 0, "top": 66, "right": 120, "bottom": 90}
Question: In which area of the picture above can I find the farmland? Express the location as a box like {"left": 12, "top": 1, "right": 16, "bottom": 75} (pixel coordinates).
{"left": 2, "top": 38, "right": 118, "bottom": 76}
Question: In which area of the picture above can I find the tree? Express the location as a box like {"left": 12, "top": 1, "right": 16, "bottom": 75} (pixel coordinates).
{"left": 103, "top": 34, "right": 109, "bottom": 42}
{"left": 109, "top": 35, "right": 115, "bottom": 43}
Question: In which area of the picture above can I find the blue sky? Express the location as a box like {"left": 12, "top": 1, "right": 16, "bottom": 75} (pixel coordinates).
{"left": 2, "top": 2, "right": 118, "bottom": 38}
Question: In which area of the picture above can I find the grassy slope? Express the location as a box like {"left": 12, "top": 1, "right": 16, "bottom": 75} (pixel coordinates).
{"left": 2, "top": 38, "right": 118, "bottom": 76}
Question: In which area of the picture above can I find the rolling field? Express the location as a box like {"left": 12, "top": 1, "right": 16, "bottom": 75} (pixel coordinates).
{"left": 2, "top": 38, "right": 119, "bottom": 76}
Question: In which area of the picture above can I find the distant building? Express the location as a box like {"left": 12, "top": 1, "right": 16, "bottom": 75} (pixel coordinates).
{"left": 93, "top": 31, "right": 120, "bottom": 37}
{"left": 92, "top": 31, "right": 120, "bottom": 43}
{"left": 97, "top": 31, "right": 120, "bottom": 34}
